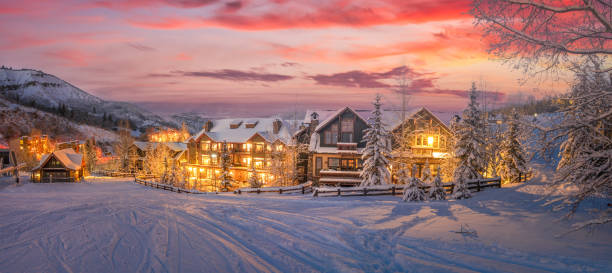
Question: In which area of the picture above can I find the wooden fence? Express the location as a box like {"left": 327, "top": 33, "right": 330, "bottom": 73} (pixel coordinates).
{"left": 134, "top": 177, "right": 204, "bottom": 194}
{"left": 516, "top": 172, "right": 532, "bottom": 183}
{"left": 93, "top": 170, "right": 136, "bottom": 177}
{"left": 234, "top": 181, "right": 313, "bottom": 195}
{"left": 0, "top": 163, "right": 26, "bottom": 175}
{"left": 312, "top": 177, "right": 501, "bottom": 197}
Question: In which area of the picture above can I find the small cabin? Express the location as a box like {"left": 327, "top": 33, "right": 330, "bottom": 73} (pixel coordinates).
{"left": 31, "top": 148, "right": 84, "bottom": 182}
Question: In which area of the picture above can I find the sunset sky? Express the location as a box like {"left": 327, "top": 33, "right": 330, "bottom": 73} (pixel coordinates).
{"left": 0, "top": 0, "right": 569, "bottom": 116}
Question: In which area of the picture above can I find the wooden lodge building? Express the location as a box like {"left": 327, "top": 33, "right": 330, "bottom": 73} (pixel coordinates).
{"left": 185, "top": 118, "right": 293, "bottom": 191}
{"left": 293, "top": 107, "right": 453, "bottom": 186}
{"left": 31, "top": 148, "right": 84, "bottom": 182}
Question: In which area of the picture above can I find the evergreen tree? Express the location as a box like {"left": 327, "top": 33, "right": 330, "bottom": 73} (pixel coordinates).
{"left": 219, "top": 141, "right": 233, "bottom": 191}
{"left": 453, "top": 176, "right": 472, "bottom": 199}
{"left": 396, "top": 163, "right": 410, "bottom": 185}
{"left": 497, "top": 109, "right": 528, "bottom": 184}
{"left": 421, "top": 160, "right": 433, "bottom": 184}
{"left": 360, "top": 94, "right": 391, "bottom": 187}
{"left": 454, "top": 83, "right": 487, "bottom": 182}
{"left": 429, "top": 167, "right": 446, "bottom": 200}
{"left": 403, "top": 165, "right": 427, "bottom": 202}
{"left": 248, "top": 167, "right": 262, "bottom": 188}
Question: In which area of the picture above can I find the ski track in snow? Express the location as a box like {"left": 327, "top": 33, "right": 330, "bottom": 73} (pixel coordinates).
{"left": 0, "top": 177, "right": 610, "bottom": 273}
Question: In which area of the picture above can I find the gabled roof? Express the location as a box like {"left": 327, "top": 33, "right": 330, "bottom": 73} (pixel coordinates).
{"left": 32, "top": 148, "right": 83, "bottom": 171}
{"left": 304, "top": 106, "right": 454, "bottom": 153}
{"left": 314, "top": 107, "right": 369, "bottom": 132}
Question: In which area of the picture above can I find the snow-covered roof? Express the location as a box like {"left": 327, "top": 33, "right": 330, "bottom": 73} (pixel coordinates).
{"left": 189, "top": 117, "right": 294, "bottom": 145}
{"left": 32, "top": 148, "right": 83, "bottom": 171}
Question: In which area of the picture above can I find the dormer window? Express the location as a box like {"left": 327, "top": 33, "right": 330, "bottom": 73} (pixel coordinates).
{"left": 230, "top": 120, "right": 242, "bottom": 129}
{"left": 245, "top": 120, "right": 258, "bottom": 128}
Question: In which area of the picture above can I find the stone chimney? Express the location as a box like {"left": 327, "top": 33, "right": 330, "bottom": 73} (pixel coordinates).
{"left": 203, "top": 120, "right": 213, "bottom": 132}
{"left": 273, "top": 119, "right": 282, "bottom": 134}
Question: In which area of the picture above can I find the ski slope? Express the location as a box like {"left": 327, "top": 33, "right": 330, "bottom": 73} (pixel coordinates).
{"left": 0, "top": 173, "right": 610, "bottom": 272}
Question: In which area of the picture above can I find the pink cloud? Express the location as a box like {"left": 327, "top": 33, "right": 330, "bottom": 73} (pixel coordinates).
{"left": 43, "top": 49, "right": 96, "bottom": 67}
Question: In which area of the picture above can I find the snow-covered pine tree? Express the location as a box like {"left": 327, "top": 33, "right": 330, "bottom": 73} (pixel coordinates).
{"left": 218, "top": 141, "right": 233, "bottom": 191}
{"left": 454, "top": 83, "right": 487, "bottom": 182}
{"left": 396, "top": 163, "right": 410, "bottom": 185}
{"left": 453, "top": 176, "right": 472, "bottom": 199}
{"left": 360, "top": 94, "right": 391, "bottom": 187}
{"left": 421, "top": 160, "right": 433, "bottom": 184}
{"left": 497, "top": 109, "right": 528, "bottom": 184}
{"left": 544, "top": 59, "right": 612, "bottom": 229}
{"left": 166, "top": 161, "right": 179, "bottom": 185}
{"left": 248, "top": 168, "right": 262, "bottom": 188}
{"left": 403, "top": 165, "right": 427, "bottom": 202}
{"left": 429, "top": 166, "right": 446, "bottom": 200}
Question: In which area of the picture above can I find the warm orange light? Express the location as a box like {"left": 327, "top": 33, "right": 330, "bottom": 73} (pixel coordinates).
{"left": 427, "top": 136, "right": 434, "bottom": 146}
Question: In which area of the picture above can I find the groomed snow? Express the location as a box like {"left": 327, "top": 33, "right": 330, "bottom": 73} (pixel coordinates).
{"left": 0, "top": 171, "right": 610, "bottom": 272}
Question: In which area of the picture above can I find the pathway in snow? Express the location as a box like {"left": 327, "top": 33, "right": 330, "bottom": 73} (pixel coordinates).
{"left": 0, "top": 177, "right": 610, "bottom": 272}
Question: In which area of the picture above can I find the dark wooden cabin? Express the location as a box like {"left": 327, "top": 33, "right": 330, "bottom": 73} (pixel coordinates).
{"left": 31, "top": 148, "right": 84, "bottom": 182}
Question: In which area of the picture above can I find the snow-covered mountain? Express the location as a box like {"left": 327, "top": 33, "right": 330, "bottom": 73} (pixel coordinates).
{"left": 0, "top": 68, "right": 176, "bottom": 132}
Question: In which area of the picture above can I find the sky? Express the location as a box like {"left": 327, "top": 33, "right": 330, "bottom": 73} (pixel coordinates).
{"left": 0, "top": 0, "right": 569, "bottom": 117}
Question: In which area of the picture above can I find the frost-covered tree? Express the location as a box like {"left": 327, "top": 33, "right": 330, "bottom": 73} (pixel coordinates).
{"left": 360, "top": 94, "right": 391, "bottom": 187}
{"left": 143, "top": 143, "right": 171, "bottom": 182}
{"left": 218, "top": 141, "right": 233, "bottom": 191}
{"left": 403, "top": 165, "right": 427, "bottom": 202}
{"left": 453, "top": 176, "right": 472, "bottom": 200}
{"left": 454, "top": 83, "right": 487, "bottom": 182}
{"left": 269, "top": 148, "right": 284, "bottom": 187}
{"left": 421, "top": 160, "right": 433, "bottom": 184}
{"left": 83, "top": 138, "right": 97, "bottom": 175}
{"left": 114, "top": 120, "right": 134, "bottom": 173}
{"left": 396, "top": 163, "right": 410, "bottom": 185}
{"left": 248, "top": 168, "right": 262, "bottom": 188}
{"left": 543, "top": 59, "right": 612, "bottom": 230}
{"left": 441, "top": 115, "right": 460, "bottom": 182}
{"left": 179, "top": 122, "right": 190, "bottom": 142}
{"left": 497, "top": 109, "right": 528, "bottom": 184}
{"left": 429, "top": 167, "right": 446, "bottom": 200}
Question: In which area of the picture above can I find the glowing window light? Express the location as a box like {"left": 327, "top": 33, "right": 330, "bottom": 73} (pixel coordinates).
{"left": 427, "top": 136, "right": 434, "bottom": 146}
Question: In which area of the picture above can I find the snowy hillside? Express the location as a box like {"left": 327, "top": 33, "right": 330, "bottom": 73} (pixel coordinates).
{"left": 0, "top": 68, "right": 176, "bottom": 132}
{"left": 0, "top": 97, "right": 117, "bottom": 142}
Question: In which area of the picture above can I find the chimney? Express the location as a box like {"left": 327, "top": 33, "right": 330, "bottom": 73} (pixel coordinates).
{"left": 203, "top": 120, "right": 213, "bottom": 132}
{"left": 273, "top": 119, "right": 282, "bottom": 134}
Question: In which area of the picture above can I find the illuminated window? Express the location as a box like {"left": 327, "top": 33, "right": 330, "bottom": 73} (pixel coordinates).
{"left": 427, "top": 136, "right": 434, "bottom": 146}
{"left": 254, "top": 158, "right": 264, "bottom": 168}
{"left": 201, "top": 141, "right": 210, "bottom": 151}
{"left": 201, "top": 155, "right": 210, "bottom": 165}
{"left": 276, "top": 145, "right": 283, "bottom": 152}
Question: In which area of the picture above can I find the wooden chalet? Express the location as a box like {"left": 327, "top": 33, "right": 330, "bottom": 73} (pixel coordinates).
{"left": 294, "top": 107, "right": 453, "bottom": 186}
{"left": 31, "top": 148, "right": 84, "bottom": 182}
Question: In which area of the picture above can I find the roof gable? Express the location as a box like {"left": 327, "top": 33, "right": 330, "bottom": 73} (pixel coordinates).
{"left": 315, "top": 107, "right": 369, "bottom": 133}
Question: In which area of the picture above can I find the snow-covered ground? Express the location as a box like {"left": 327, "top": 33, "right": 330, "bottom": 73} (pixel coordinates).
{"left": 0, "top": 172, "right": 610, "bottom": 272}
